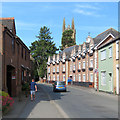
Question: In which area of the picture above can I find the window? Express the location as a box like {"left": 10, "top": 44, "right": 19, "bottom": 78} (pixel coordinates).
{"left": 101, "top": 71, "right": 106, "bottom": 86}
{"left": 79, "top": 62, "right": 81, "bottom": 69}
{"left": 116, "top": 41, "right": 119, "bottom": 59}
{"left": 17, "top": 43, "right": 19, "bottom": 54}
{"left": 12, "top": 37, "right": 15, "bottom": 54}
{"left": 22, "top": 70, "right": 24, "bottom": 81}
{"left": 83, "top": 61, "right": 85, "bottom": 69}
{"left": 57, "top": 66, "right": 59, "bottom": 72}
{"left": 63, "top": 75, "right": 65, "bottom": 81}
{"left": 25, "top": 50, "right": 27, "bottom": 60}
{"left": 79, "top": 74, "right": 81, "bottom": 82}
{"left": 109, "top": 47, "right": 112, "bottom": 58}
{"left": 101, "top": 50, "right": 106, "bottom": 60}
{"left": 73, "top": 75, "right": 75, "bottom": 81}
{"left": 90, "top": 74, "right": 93, "bottom": 82}
{"left": 73, "top": 64, "right": 75, "bottom": 70}
{"left": 22, "top": 47, "right": 23, "bottom": 58}
{"left": 70, "top": 65, "right": 72, "bottom": 72}
{"left": 48, "top": 68, "right": 50, "bottom": 73}
{"left": 57, "top": 75, "right": 59, "bottom": 81}
{"left": 53, "top": 75, "right": 55, "bottom": 81}
{"left": 53, "top": 67, "right": 55, "bottom": 72}
{"left": 63, "top": 65, "right": 65, "bottom": 72}
{"left": 90, "top": 60, "right": 93, "bottom": 67}
{"left": 83, "top": 74, "right": 85, "bottom": 82}
{"left": 63, "top": 55, "right": 65, "bottom": 59}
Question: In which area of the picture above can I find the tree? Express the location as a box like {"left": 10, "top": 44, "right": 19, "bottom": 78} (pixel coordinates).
{"left": 61, "top": 29, "right": 76, "bottom": 50}
{"left": 30, "top": 26, "right": 57, "bottom": 79}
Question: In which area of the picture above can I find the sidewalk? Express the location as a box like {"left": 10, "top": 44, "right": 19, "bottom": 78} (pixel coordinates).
{"left": 2, "top": 92, "right": 29, "bottom": 118}
{"left": 2, "top": 84, "right": 68, "bottom": 119}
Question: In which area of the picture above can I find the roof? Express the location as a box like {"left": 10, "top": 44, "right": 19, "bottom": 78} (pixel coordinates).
{"left": 0, "top": 17, "right": 16, "bottom": 34}
{"left": 98, "top": 36, "right": 120, "bottom": 50}
{"left": 93, "top": 28, "right": 119, "bottom": 47}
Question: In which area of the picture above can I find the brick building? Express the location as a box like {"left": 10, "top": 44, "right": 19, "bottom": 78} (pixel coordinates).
{"left": 0, "top": 17, "right": 31, "bottom": 97}
{"left": 47, "top": 27, "right": 119, "bottom": 90}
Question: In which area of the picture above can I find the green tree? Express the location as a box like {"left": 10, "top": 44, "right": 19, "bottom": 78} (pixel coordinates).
{"left": 30, "top": 26, "right": 57, "bottom": 79}
{"left": 61, "top": 29, "right": 76, "bottom": 50}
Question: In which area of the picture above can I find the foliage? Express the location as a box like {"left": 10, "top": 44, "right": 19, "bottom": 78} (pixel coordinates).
{"left": 0, "top": 91, "right": 14, "bottom": 114}
{"left": 22, "top": 82, "right": 30, "bottom": 91}
{"left": 30, "top": 26, "right": 57, "bottom": 78}
{"left": 61, "top": 29, "right": 76, "bottom": 50}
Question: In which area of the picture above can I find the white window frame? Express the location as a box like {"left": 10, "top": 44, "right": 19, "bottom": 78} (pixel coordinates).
{"left": 116, "top": 41, "right": 119, "bottom": 60}
{"left": 83, "top": 74, "right": 85, "bottom": 82}
{"left": 79, "top": 62, "right": 81, "bottom": 69}
{"left": 63, "top": 65, "right": 65, "bottom": 72}
{"left": 53, "top": 67, "right": 55, "bottom": 72}
{"left": 90, "top": 73, "right": 93, "bottom": 82}
{"left": 73, "top": 64, "right": 75, "bottom": 70}
{"left": 90, "top": 59, "right": 93, "bottom": 67}
{"left": 83, "top": 61, "right": 85, "bottom": 69}
{"left": 48, "top": 67, "right": 50, "bottom": 73}
{"left": 63, "top": 75, "right": 65, "bottom": 81}
{"left": 101, "top": 71, "right": 106, "bottom": 86}
{"left": 101, "top": 50, "right": 106, "bottom": 61}
{"left": 70, "top": 64, "right": 72, "bottom": 72}
{"left": 73, "top": 74, "right": 75, "bottom": 81}
{"left": 57, "top": 66, "right": 59, "bottom": 72}
{"left": 57, "top": 75, "right": 59, "bottom": 81}
{"left": 53, "top": 75, "right": 55, "bottom": 81}
{"left": 109, "top": 47, "right": 112, "bottom": 58}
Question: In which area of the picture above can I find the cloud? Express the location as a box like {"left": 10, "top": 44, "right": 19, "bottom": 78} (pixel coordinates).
{"left": 73, "top": 3, "right": 101, "bottom": 17}
{"left": 75, "top": 4, "right": 99, "bottom": 10}
{"left": 74, "top": 9, "right": 100, "bottom": 17}
{"left": 16, "top": 21, "right": 42, "bottom": 31}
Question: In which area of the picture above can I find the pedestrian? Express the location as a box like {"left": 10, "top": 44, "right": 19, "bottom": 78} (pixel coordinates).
{"left": 30, "top": 79, "right": 37, "bottom": 101}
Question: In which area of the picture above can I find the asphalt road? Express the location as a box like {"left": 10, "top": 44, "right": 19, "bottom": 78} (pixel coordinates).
{"left": 40, "top": 83, "right": 118, "bottom": 118}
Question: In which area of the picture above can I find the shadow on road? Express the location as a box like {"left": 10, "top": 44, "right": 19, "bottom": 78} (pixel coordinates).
{"left": 16, "top": 83, "right": 68, "bottom": 118}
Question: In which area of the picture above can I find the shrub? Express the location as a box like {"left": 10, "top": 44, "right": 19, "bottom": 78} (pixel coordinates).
{"left": 0, "top": 91, "right": 14, "bottom": 114}
{"left": 22, "top": 82, "right": 30, "bottom": 91}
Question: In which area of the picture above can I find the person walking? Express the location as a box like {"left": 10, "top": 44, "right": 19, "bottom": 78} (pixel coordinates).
{"left": 30, "top": 79, "right": 37, "bottom": 101}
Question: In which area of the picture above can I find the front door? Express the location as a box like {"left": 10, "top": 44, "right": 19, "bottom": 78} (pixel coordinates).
{"left": 7, "top": 67, "right": 12, "bottom": 96}
{"left": 109, "top": 73, "right": 113, "bottom": 92}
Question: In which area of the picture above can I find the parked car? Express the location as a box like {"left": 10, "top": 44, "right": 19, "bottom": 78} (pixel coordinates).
{"left": 53, "top": 81, "right": 67, "bottom": 92}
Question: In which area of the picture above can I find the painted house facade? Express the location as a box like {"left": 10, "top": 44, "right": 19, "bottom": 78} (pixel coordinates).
{"left": 98, "top": 36, "right": 120, "bottom": 94}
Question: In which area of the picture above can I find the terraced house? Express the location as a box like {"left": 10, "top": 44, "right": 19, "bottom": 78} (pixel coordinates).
{"left": 47, "top": 20, "right": 119, "bottom": 91}
{"left": 0, "top": 17, "right": 31, "bottom": 96}
{"left": 98, "top": 35, "right": 120, "bottom": 94}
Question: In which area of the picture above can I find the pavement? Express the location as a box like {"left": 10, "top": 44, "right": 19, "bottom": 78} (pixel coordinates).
{"left": 2, "top": 84, "right": 68, "bottom": 119}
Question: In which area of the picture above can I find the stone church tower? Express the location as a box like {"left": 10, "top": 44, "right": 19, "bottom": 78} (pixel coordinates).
{"left": 62, "top": 18, "right": 76, "bottom": 47}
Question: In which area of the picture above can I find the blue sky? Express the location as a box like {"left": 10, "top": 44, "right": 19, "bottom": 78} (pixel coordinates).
{"left": 1, "top": 2, "right": 118, "bottom": 49}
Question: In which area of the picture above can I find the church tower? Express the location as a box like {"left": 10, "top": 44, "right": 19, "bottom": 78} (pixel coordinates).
{"left": 71, "top": 18, "right": 76, "bottom": 44}
{"left": 62, "top": 18, "right": 65, "bottom": 33}
{"left": 61, "top": 18, "right": 76, "bottom": 48}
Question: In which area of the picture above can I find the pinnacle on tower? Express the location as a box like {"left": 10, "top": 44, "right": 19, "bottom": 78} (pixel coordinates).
{"left": 62, "top": 18, "right": 65, "bottom": 32}
{"left": 72, "top": 18, "right": 75, "bottom": 30}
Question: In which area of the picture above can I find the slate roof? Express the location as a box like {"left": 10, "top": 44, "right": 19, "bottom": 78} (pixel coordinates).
{"left": 0, "top": 17, "right": 15, "bottom": 34}
{"left": 60, "top": 45, "right": 79, "bottom": 60}
{"left": 93, "top": 28, "right": 119, "bottom": 47}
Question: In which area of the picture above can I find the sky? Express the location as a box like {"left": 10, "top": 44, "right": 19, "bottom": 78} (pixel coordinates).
{"left": 1, "top": 2, "right": 118, "bottom": 49}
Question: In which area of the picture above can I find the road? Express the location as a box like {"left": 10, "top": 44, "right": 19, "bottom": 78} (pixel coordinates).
{"left": 19, "top": 83, "right": 118, "bottom": 118}
{"left": 41, "top": 83, "right": 118, "bottom": 118}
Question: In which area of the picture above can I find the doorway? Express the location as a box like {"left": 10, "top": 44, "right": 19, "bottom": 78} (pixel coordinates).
{"left": 7, "top": 65, "right": 15, "bottom": 96}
